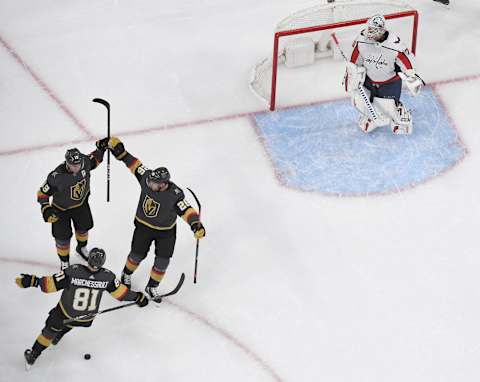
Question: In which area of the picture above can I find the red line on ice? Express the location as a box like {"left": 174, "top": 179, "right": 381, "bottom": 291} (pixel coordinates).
{"left": 0, "top": 73, "right": 478, "bottom": 157}
{"left": 0, "top": 34, "right": 94, "bottom": 140}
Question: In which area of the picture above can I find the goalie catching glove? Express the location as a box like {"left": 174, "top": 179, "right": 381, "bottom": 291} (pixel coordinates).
{"left": 190, "top": 221, "right": 205, "bottom": 239}
{"left": 16, "top": 274, "right": 40, "bottom": 288}
{"left": 400, "top": 69, "right": 423, "bottom": 97}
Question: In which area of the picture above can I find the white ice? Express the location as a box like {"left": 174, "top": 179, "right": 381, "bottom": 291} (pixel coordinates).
{"left": 1, "top": 1, "right": 480, "bottom": 381}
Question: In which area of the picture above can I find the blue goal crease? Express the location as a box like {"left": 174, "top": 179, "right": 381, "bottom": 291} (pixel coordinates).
{"left": 253, "top": 88, "right": 466, "bottom": 196}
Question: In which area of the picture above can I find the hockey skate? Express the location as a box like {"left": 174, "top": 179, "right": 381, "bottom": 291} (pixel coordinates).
{"left": 121, "top": 272, "right": 132, "bottom": 287}
{"left": 145, "top": 285, "right": 162, "bottom": 303}
{"left": 75, "top": 245, "right": 89, "bottom": 262}
{"left": 24, "top": 349, "right": 40, "bottom": 371}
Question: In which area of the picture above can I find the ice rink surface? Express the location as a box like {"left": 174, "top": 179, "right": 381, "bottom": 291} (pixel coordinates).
{"left": 1, "top": 0, "right": 480, "bottom": 381}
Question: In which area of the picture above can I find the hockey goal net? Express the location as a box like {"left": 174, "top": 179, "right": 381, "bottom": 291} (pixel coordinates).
{"left": 250, "top": 0, "right": 418, "bottom": 111}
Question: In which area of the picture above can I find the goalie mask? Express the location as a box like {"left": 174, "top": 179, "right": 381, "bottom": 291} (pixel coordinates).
{"left": 366, "top": 14, "right": 386, "bottom": 41}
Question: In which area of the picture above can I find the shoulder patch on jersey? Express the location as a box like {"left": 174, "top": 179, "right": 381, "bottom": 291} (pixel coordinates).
{"left": 41, "top": 181, "right": 50, "bottom": 193}
{"left": 137, "top": 165, "right": 148, "bottom": 176}
{"left": 53, "top": 271, "right": 66, "bottom": 282}
{"left": 174, "top": 187, "right": 182, "bottom": 194}
{"left": 177, "top": 199, "right": 191, "bottom": 212}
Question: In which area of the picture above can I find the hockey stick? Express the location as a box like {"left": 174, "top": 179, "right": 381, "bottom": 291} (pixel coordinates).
{"left": 92, "top": 98, "right": 111, "bottom": 202}
{"left": 330, "top": 33, "right": 382, "bottom": 122}
{"left": 63, "top": 273, "right": 185, "bottom": 324}
{"left": 187, "top": 188, "right": 201, "bottom": 284}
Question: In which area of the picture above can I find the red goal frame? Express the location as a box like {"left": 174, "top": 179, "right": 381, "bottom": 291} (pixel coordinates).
{"left": 269, "top": 10, "right": 419, "bottom": 111}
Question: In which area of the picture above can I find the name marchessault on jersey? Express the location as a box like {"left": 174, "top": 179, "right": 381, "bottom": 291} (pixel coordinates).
{"left": 70, "top": 278, "right": 109, "bottom": 289}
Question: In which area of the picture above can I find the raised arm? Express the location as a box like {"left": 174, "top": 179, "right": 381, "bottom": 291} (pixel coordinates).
{"left": 108, "top": 137, "right": 147, "bottom": 184}
{"left": 87, "top": 138, "right": 109, "bottom": 170}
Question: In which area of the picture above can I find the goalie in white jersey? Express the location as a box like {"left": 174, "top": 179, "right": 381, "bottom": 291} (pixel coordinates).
{"left": 345, "top": 14, "right": 423, "bottom": 134}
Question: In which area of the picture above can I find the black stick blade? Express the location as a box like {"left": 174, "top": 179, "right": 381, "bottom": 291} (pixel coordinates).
{"left": 187, "top": 188, "right": 201, "bottom": 212}
{"left": 92, "top": 98, "right": 110, "bottom": 109}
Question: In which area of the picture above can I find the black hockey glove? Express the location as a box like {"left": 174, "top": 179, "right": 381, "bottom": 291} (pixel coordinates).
{"left": 135, "top": 292, "right": 149, "bottom": 307}
{"left": 42, "top": 205, "right": 60, "bottom": 224}
{"left": 16, "top": 274, "right": 40, "bottom": 288}
{"left": 108, "top": 137, "right": 126, "bottom": 158}
{"left": 190, "top": 221, "right": 205, "bottom": 239}
{"left": 95, "top": 137, "right": 109, "bottom": 152}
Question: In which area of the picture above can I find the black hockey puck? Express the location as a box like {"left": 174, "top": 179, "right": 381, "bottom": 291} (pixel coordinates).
{"left": 84, "top": 353, "right": 91, "bottom": 360}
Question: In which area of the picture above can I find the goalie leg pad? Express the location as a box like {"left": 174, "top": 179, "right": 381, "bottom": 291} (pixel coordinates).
{"left": 359, "top": 115, "right": 379, "bottom": 133}
{"left": 352, "top": 87, "right": 372, "bottom": 114}
{"left": 373, "top": 98, "right": 413, "bottom": 135}
{"left": 352, "top": 89, "right": 389, "bottom": 131}
{"left": 391, "top": 103, "right": 413, "bottom": 135}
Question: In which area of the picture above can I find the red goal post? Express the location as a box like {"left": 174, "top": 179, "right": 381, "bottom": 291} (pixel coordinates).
{"left": 250, "top": 1, "right": 419, "bottom": 111}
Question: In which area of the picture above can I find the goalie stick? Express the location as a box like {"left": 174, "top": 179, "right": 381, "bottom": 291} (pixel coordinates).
{"left": 92, "top": 98, "right": 111, "bottom": 202}
{"left": 63, "top": 273, "right": 185, "bottom": 324}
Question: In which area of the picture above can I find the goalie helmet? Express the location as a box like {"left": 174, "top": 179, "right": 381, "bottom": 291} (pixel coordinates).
{"left": 365, "top": 14, "right": 386, "bottom": 41}
{"left": 148, "top": 167, "right": 170, "bottom": 184}
{"left": 65, "top": 148, "right": 82, "bottom": 165}
{"left": 88, "top": 248, "right": 106, "bottom": 270}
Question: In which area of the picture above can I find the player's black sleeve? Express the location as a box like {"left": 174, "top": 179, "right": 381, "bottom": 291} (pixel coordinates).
{"left": 37, "top": 172, "right": 57, "bottom": 206}
{"left": 87, "top": 149, "right": 106, "bottom": 170}
{"left": 118, "top": 151, "right": 148, "bottom": 184}
{"left": 106, "top": 274, "right": 140, "bottom": 301}
{"left": 174, "top": 190, "right": 201, "bottom": 226}
{"left": 38, "top": 270, "right": 70, "bottom": 293}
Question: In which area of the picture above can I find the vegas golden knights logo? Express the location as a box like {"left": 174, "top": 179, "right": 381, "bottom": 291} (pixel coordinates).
{"left": 70, "top": 179, "right": 86, "bottom": 201}
{"left": 143, "top": 195, "right": 160, "bottom": 217}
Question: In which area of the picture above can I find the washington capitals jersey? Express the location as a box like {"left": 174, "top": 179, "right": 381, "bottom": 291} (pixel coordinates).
{"left": 37, "top": 150, "right": 104, "bottom": 211}
{"left": 38, "top": 264, "right": 137, "bottom": 322}
{"left": 350, "top": 30, "right": 415, "bottom": 84}
{"left": 117, "top": 151, "right": 200, "bottom": 230}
